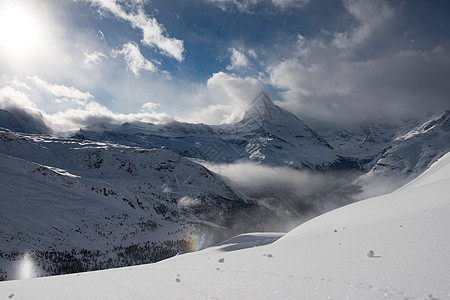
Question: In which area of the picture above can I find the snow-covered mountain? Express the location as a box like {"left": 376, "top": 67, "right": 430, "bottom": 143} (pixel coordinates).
{"left": 218, "top": 92, "right": 338, "bottom": 169}
{"left": 74, "top": 94, "right": 450, "bottom": 178}
{"left": 353, "top": 110, "right": 450, "bottom": 198}
{"left": 0, "top": 92, "right": 447, "bottom": 178}
{"left": 320, "top": 118, "right": 417, "bottom": 161}
{"left": 75, "top": 93, "right": 339, "bottom": 170}
{"left": 0, "top": 92, "right": 448, "bottom": 282}
{"left": 2, "top": 150, "right": 449, "bottom": 299}
{"left": 0, "top": 129, "right": 279, "bottom": 280}
{"left": 0, "top": 108, "right": 51, "bottom": 134}
{"left": 371, "top": 110, "right": 450, "bottom": 177}
{"left": 70, "top": 93, "right": 450, "bottom": 212}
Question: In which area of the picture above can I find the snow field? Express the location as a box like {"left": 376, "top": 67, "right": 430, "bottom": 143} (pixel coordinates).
{"left": 1, "top": 152, "right": 449, "bottom": 299}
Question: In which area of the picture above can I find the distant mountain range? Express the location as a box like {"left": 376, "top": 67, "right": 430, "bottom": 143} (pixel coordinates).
{"left": 74, "top": 92, "right": 450, "bottom": 178}
{"left": 74, "top": 93, "right": 338, "bottom": 170}
{"left": 0, "top": 92, "right": 448, "bottom": 280}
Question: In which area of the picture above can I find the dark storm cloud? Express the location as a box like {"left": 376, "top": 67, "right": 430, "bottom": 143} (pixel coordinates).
{"left": 270, "top": 46, "right": 450, "bottom": 127}
{"left": 264, "top": 0, "right": 450, "bottom": 128}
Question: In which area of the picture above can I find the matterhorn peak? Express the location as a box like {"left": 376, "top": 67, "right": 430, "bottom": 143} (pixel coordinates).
{"left": 242, "top": 92, "right": 282, "bottom": 123}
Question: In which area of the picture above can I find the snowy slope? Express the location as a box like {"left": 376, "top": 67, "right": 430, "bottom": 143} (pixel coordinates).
{"left": 0, "top": 129, "right": 268, "bottom": 280}
{"left": 0, "top": 108, "right": 51, "bottom": 134}
{"left": 2, "top": 151, "right": 449, "bottom": 299}
{"left": 371, "top": 110, "right": 450, "bottom": 177}
{"left": 319, "top": 118, "right": 416, "bottom": 161}
{"left": 354, "top": 110, "right": 450, "bottom": 198}
{"left": 322, "top": 111, "right": 450, "bottom": 179}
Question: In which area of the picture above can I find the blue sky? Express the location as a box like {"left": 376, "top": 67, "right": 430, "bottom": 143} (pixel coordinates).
{"left": 0, "top": 0, "right": 449, "bottom": 131}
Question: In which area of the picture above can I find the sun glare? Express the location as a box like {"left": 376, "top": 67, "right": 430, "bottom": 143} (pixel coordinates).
{"left": 18, "top": 252, "right": 36, "bottom": 279}
{"left": 0, "top": 3, "right": 42, "bottom": 60}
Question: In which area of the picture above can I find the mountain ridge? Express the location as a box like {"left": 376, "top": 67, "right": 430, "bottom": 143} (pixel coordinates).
{"left": 0, "top": 93, "right": 449, "bottom": 281}
{"left": 0, "top": 129, "right": 279, "bottom": 280}
{"left": 74, "top": 93, "right": 338, "bottom": 170}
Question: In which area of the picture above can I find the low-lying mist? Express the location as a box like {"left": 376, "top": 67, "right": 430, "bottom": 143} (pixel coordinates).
{"left": 200, "top": 160, "right": 366, "bottom": 233}
{"left": 352, "top": 171, "right": 411, "bottom": 201}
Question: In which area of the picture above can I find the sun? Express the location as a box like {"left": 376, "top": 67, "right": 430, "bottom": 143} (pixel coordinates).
{"left": 0, "top": 3, "right": 42, "bottom": 60}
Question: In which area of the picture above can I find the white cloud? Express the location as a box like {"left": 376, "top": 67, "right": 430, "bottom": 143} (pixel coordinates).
{"left": 271, "top": 0, "right": 309, "bottom": 9}
{"left": 83, "top": 51, "right": 107, "bottom": 68}
{"left": 0, "top": 86, "right": 37, "bottom": 110}
{"left": 207, "top": 0, "right": 257, "bottom": 11}
{"left": 177, "top": 196, "right": 202, "bottom": 208}
{"left": 293, "top": 34, "right": 311, "bottom": 57}
{"left": 204, "top": 72, "right": 263, "bottom": 123}
{"left": 98, "top": 30, "right": 105, "bottom": 40}
{"left": 28, "top": 76, "right": 93, "bottom": 104}
{"left": 227, "top": 48, "right": 249, "bottom": 70}
{"left": 47, "top": 100, "right": 171, "bottom": 132}
{"left": 0, "top": 77, "right": 173, "bottom": 132}
{"left": 87, "top": 0, "right": 184, "bottom": 61}
{"left": 112, "top": 42, "right": 157, "bottom": 76}
{"left": 3, "top": 76, "right": 31, "bottom": 90}
{"left": 180, "top": 104, "right": 238, "bottom": 125}
{"left": 226, "top": 47, "right": 259, "bottom": 71}
{"left": 178, "top": 71, "right": 263, "bottom": 124}
{"left": 206, "top": 72, "right": 262, "bottom": 105}
{"left": 203, "top": 161, "right": 332, "bottom": 198}
{"left": 0, "top": 86, "right": 52, "bottom": 133}
{"left": 140, "top": 101, "right": 160, "bottom": 112}
{"left": 247, "top": 49, "right": 258, "bottom": 59}
{"left": 333, "top": 0, "right": 395, "bottom": 50}
{"left": 207, "top": 0, "right": 309, "bottom": 11}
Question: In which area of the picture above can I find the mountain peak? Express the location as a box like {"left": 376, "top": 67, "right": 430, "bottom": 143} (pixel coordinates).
{"left": 242, "top": 92, "right": 282, "bottom": 123}
{"left": 0, "top": 108, "right": 52, "bottom": 134}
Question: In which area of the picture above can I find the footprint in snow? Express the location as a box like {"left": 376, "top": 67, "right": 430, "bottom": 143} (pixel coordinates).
{"left": 218, "top": 258, "right": 225, "bottom": 263}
